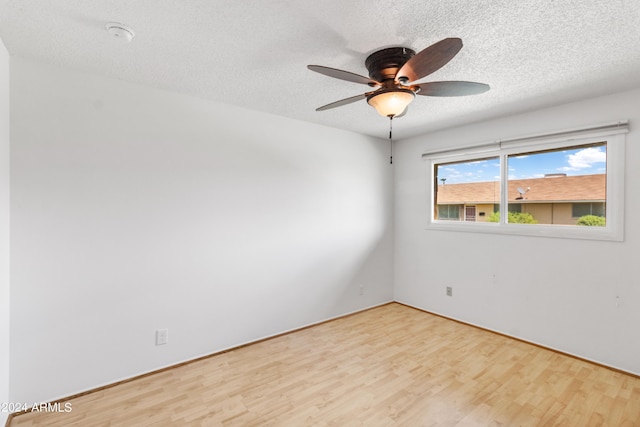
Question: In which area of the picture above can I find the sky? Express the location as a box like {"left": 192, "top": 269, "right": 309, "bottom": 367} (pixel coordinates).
{"left": 436, "top": 143, "right": 607, "bottom": 184}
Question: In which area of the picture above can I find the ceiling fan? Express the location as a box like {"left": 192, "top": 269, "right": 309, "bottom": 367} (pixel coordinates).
{"left": 308, "top": 38, "right": 489, "bottom": 118}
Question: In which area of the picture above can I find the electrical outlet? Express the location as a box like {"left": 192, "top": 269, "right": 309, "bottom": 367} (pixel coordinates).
{"left": 359, "top": 285, "right": 364, "bottom": 295}
{"left": 446, "top": 286, "right": 453, "bottom": 297}
{"left": 156, "top": 329, "right": 168, "bottom": 345}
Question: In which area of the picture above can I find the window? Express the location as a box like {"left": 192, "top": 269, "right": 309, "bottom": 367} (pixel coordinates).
{"left": 434, "top": 157, "right": 500, "bottom": 223}
{"left": 423, "top": 122, "right": 626, "bottom": 241}
{"left": 494, "top": 203, "right": 520, "bottom": 213}
{"left": 572, "top": 202, "right": 606, "bottom": 218}
{"left": 437, "top": 204, "right": 462, "bottom": 220}
{"left": 506, "top": 142, "right": 607, "bottom": 226}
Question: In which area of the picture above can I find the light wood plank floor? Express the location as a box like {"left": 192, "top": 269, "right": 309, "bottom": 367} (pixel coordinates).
{"left": 10, "top": 303, "right": 640, "bottom": 426}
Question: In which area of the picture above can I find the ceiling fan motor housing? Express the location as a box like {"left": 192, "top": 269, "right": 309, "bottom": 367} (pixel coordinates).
{"left": 365, "top": 47, "right": 415, "bottom": 82}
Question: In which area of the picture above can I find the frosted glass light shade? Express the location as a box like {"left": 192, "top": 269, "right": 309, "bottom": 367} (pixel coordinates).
{"left": 367, "top": 90, "right": 415, "bottom": 117}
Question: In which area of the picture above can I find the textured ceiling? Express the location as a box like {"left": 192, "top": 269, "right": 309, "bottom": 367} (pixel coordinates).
{"left": 1, "top": 0, "right": 640, "bottom": 139}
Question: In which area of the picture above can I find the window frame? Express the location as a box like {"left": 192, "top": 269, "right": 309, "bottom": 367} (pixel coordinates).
{"left": 424, "top": 127, "right": 626, "bottom": 241}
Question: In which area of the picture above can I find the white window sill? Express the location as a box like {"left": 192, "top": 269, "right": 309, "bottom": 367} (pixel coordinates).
{"left": 426, "top": 220, "right": 623, "bottom": 242}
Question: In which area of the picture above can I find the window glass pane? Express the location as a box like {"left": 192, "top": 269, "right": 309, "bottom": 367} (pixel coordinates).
{"left": 434, "top": 157, "right": 500, "bottom": 222}
{"left": 592, "top": 202, "right": 606, "bottom": 217}
{"left": 437, "top": 204, "right": 461, "bottom": 220}
{"left": 507, "top": 142, "right": 606, "bottom": 226}
{"left": 572, "top": 202, "right": 606, "bottom": 218}
{"left": 508, "top": 203, "right": 522, "bottom": 213}
{"left": 572, "top": 203, "right": 590, "bottom": 217}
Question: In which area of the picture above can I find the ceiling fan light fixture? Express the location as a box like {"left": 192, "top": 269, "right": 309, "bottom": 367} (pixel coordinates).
{"left": 367, "top": 89, "right": 415, "bottom": 117}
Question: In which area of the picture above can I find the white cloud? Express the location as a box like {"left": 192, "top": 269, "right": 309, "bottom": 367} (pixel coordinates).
{"left": 561, "top": 147, "right": 606, "bottom": 171}
{"left": 439, "top": 159, "right": 500, "bottom": 183}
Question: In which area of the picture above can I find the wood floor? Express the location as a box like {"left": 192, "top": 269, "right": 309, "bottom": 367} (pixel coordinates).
{"left": 9, "top": 303, "right": 640, "bottom": 426}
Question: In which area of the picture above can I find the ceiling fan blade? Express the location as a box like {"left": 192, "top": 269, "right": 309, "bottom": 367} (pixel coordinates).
{"left": 315, "top": 93, "right": 368, "bottom": 111}
{"left": 415, "top": 81, "right": 490, "bottom": 97}
{"left": 396, "top": 38, "right": 463, "bottom": 83}
{"left": 308, "top": 65, "right": 380, "bottom": 86}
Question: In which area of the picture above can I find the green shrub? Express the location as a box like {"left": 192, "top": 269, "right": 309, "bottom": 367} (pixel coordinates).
{"left": 488, "top": 211, "right": 538, "bottom": 224}
{"left": 509, "top": 212, "right": 538, "bottom": 224}
{"left": 577, "top": 215, "right": 606, "bottom": 226}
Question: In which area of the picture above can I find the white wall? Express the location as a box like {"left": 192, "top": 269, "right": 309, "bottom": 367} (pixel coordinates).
{"left": 9, "top": 58, "right": 394, "bottom": 404}
{"left": 394, "top": 88, "right": 640, "bottom": 375}
{"left": 0, "top": 38, "right": 10, "bottom": 426}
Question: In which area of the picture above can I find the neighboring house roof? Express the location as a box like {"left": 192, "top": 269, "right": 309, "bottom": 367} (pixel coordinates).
{"left": 436, "top": 174, "right": 605, "bottom": 204}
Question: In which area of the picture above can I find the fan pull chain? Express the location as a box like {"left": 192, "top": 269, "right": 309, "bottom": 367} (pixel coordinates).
{"left": 389, "top": 116, "right": 393, "bottom": 165}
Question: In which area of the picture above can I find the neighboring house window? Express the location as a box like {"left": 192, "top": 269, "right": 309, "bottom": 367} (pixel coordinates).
{"left": 424, "top": 122, "right": 626, "bottom": 241}
{"left": 438, "top": 204, "right": 462, "bottom": 220}
{"left": 572, "top": 202, "right": 606, "bottom": 218}
{"left": 498, "top": 203, "right": 522, "bottom": 213}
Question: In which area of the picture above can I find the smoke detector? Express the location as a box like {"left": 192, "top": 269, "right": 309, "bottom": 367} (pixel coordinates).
{"left": 105, "top": 23, "right": 135, "bottom": 43}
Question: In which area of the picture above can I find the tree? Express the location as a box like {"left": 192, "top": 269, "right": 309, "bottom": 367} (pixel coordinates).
{"left": 577, "top": 215, "right": 606, "bottom": 226}
{"left": 488, "top": 211, "right": 538, "bottom": 224}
